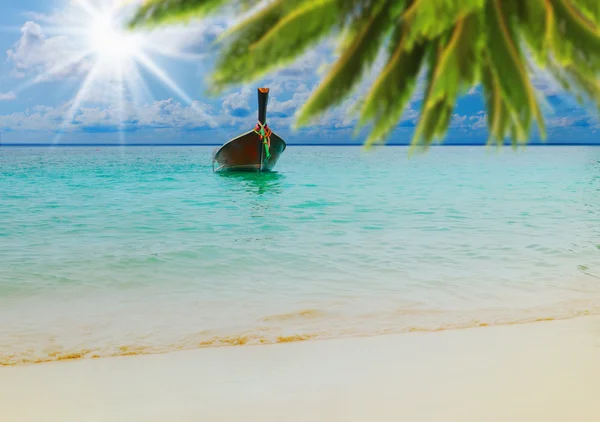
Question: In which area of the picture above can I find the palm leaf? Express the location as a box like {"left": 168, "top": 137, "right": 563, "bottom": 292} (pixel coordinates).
{"left": 208, "top": 0, "right": 303, "bottom": 91}
{"left": 574, "top": 0, "right": 600, "bottom": 25}
{"left": 127, "top": 0, "right": 600, "bottom": 149}
{"left": 402, "top": 0, "right": 485, "bottom": 49}
{"left": 481, "top": 59, "right": 516, "bottom": 146}
{"left": 335, "top": 0, "right": 391, "bottom": 53}
{"left": 514, "top": 0, "right": 553, "bottom": 65}
{"left": 548, "top": 0, "right": 600, "bottom": 68}
{"left": 129, "top": 0, "right": 239, "bottom": 28}
{"left": 295, "top": 0, "right": 395, "bottom": 127}
{"left": 358, "top": 23, "right": 428, "bottom": 147}
{"left": 411, "top": 13, "right": 483, "bottom": 150}
{"left": 211, "top": 0, "right": 344, "bottom": 91}
{"left": 484, "top": 0, "right": 545, "bottom": 143}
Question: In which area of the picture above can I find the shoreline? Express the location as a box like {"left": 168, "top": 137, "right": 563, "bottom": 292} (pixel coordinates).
{"left": 2, "top": 307, "right": 599, "bottom": 367}
{"left": 2, "top": 316, "right": 600, "bottom": 422}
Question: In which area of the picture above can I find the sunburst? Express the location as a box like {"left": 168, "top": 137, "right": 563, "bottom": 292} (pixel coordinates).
{"left": 7, "top": 0, "right": 204, "bottom": 144}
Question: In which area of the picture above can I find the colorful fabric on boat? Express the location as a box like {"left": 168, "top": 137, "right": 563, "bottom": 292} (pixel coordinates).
{"left": 254, "top": 122, "right": 272, "bottom": 161}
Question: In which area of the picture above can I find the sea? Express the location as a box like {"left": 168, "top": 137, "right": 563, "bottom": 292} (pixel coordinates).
{"left": 1, "top": 145, "right": 600, "bottom": 365}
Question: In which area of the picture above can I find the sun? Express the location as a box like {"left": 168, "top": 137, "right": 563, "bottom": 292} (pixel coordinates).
{"left": 88, "top": 14, "right": 141, "bottom": 62}
{"left": 8, "top": 0, "right": 200, "bottom": 144}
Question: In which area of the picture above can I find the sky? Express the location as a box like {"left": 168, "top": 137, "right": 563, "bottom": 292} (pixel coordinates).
{"left": 0, "top": 0, "right": 598, "bottom": 146}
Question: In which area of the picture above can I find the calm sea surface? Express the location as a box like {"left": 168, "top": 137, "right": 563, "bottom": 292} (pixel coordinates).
{"left": 1, "top": 145, "right": 600, "bottom": 365}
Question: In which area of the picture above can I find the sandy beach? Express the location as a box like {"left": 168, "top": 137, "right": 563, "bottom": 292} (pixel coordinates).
{"left": 2, "top": 316, "right": 600, "bottom": 422}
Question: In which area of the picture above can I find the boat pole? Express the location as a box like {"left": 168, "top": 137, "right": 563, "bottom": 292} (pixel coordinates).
{"left": 257, "top": 87, "right": 269, "bottom": 172}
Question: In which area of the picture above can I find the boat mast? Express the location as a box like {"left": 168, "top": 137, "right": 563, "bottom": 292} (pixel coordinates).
{"left": 257, "top": 87, "right": 269, "bottom": 171}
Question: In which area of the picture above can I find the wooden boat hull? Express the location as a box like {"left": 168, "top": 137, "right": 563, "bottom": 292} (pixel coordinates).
{"left": 212, "top": 130, "right": 286, "bottom": 172}
{"left": 212, "top": 87, "right": 286, "bottom": 173}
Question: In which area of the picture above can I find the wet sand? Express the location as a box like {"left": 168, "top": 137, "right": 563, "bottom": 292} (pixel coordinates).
{"left": 2, "top": 316, "right": 600, "bottom": 422}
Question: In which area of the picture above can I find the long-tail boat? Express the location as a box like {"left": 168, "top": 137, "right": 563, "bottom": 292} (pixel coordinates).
{"left": 212, "top": 87, "right": 286, "bottom": 172}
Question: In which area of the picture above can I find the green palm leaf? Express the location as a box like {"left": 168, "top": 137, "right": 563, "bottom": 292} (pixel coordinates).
{"left": 484, "top": 0, "right": 545, "bottom": 143}
{"left": 129, "top": 0, "right": 600, "bottom": 149}
{"left": 211, "top": 0, "right": 343, "bottom": 90}
{"left": 482, "top": 60, "right": 512, "bottom": 146}
{"left": 129, "top": 0, "right": 236, "bottom": 28}
{"left": 514, "top": 0, "right": 552, "bottom": 65}
{"left": 549, "top": 0, "right": 600, "bottom": 68}
{"left": 575, "top": 0, "right": 600, "bottom": 25}
{"left": 412, "top": 13, "right": 483, "bottom": 150}
{"left": 295, "top": 0, "right": 395, "bottom": 127}
{"left": 358, "top": 25, "right": 428, "bottom": 147}
{"left": 402, "top": 0, "right": 484, "bottom": 49}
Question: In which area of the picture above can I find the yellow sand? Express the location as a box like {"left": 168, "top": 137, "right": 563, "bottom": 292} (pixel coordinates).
{"left": 2, "top": 316, "right": 600, "bottom": 422}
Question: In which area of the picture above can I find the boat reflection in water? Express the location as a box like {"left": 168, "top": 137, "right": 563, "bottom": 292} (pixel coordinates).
{"left": 216, "top": 171, "right": 285, "bottom": 196}
{"left": 212, "top": 87, "right": 286, "bottom": 173}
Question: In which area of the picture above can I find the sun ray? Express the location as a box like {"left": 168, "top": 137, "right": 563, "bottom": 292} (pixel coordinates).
{"left": 126, "top": 63, "right": 155, "bottom": 106}
{"left": 5, "top": 0, "right": 199, "bottom": 145}
{"left": 6, "top": 51, "right": 94, "bottom": 99}
{"left": 134, "top": 51, "right": 194, "bottom": 105}
{"left": 53, "top": 60, "right": 105, "bottom": 145}
{"left": 144, "top": 44, "right": 208, "bottom": 62}
{"left": 116, "top": 61, "right": 128, "bottom": 146}
{"left": 34, "top": 51, "right": 94, "bottom": 83}
{"left": 73, "top": 0, "right": 100, "bottom": 17}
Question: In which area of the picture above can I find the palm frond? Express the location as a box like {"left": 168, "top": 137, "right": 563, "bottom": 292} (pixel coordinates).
{"left": 481, "top": 60, "right": 513, "bottom": 146}
{"left": 129, "top": 0, "right": 239, "bottom": 28}
{"left": 210, "top": 0, "right": 344, "bottom": 91}
{"left": 571, "top": 0, "right": 600, "bottom": 25}
{"left": 359, "top": 24, "right": 428, "bottom": 147}
{"left": 484, "top": 0, "right": 545, "bottom": 143}
{"left": 548, "top": 0, "right": 600, "bottom": 68}
{"left": 127, "top": 0, "right": 600, "bottom": 149}
{"left": 514, "top": 0, "right": 553, "bottom": 65}
{"left": 411, "top": 13, "right": 483, "bottom": 151}
{"left": 295, "top": 0, "right": 395, "bottom": 127}
{"left": 402, "top": 0, "right": 485, "bottom": 49}
{"left": 208, "top": 0, "right": 303, "bottom": 91}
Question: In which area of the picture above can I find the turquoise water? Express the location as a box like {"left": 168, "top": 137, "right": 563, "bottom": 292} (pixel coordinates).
{"left": 1, "top": 145, "right": 600, "bottom": 365}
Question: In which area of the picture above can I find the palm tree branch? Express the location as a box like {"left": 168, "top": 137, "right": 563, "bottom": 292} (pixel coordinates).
{"left": 412, "top": 15, "right": 482, "bottom": 150}
{"left": 129, "top": 0, "right": 240, "bottom": 28}
{"left": 548, "top": 0, "right": 600, "bottom": 69}
{"left": 295, "top": 0, "right": 393, "bottom": 127}
{"left": 401, "top": 0, "right": 485, "bottom": 49}
{"left": 126, "top": 0, "right": 600, "bottom": 148}
{"left": 210, "top": 0, "right": 311, "bottom": 90}
{"left": 422, "top": 18, "right": 466, "bottom": 110}
{"left": 486, "top": 0, "right": 545, "bottom": 141}
{"left": 247, "top": 0, "right": 340, "bottom": 53}
{"left": 215, "top": 0, "right": 287, "bottom": 42}
{"left": 359, "top": 25, "right": 428, "bottom": 147}
{"left": 559, "top": 0, "right": 600, "bottom": 34}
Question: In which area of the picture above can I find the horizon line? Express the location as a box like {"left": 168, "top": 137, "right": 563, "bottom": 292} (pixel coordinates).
{"left": 0, "top": 143, "right": 599, "bottom": 147}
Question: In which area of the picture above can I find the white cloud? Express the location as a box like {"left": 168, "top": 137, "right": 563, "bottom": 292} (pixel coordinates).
{"left": 269, "top": 84, "right": 311, "bottom": 116}
{"left": 221, "top": 86, "right": 252, "bottom": 115}
{"left": 6, "top": 21, "right": 89, "bottom": 81}
{"left": 469, "top": 114, "right": 487, "bottom": 129}
{"left": 450, "top": 114, "right": 469, "bottom": 128}
{"left": 0, "top": 92, "right": 17, "bottom": 101}
{"left": 0, "top": 98, "right": 215, "bottom": 133}
{"left": 545, "top": 116, "right": 588, "bottom": 128}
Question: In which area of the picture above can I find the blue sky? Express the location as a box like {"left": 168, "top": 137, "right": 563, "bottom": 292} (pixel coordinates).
{"left": 0, "top": 0, "right": 598, "bottom": 145}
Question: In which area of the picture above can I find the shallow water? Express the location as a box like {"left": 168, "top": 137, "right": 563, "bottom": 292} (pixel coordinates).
{"left": 1, "top": 145, "right": 600, "bottom": 365}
